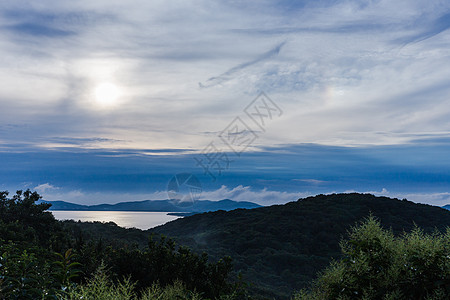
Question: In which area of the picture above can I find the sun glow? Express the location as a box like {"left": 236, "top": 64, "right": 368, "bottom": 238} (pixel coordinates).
{"left": 94, "top": 82, "right": 120, "bottom": 107}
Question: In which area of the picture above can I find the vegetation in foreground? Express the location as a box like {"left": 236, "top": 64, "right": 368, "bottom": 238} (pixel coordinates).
{"left": 295, "top": 216, "right": 450, "bottom": 300}
{"left": 0, "top": 190, "right": 243, "bottom": 299}
{"left": 64, "top": 217, "right": 450, "bottom": 300}
{"left": 1, "top": 190, "right": 450, "bottom": 299}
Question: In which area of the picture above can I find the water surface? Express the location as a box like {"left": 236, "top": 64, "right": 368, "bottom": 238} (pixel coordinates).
{"left": 51, "top": 211, "right": 181, "bottom": 230}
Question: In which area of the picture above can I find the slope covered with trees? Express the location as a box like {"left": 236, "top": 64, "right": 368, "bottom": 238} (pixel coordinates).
{"left": 0, "top": 190, "right": 238, "bottom": 299}
{"left": 2, "top": 191, "right": 450, "bottom": 299}
{"left": 151, "top": 193, "right": 450, "bottom": 298}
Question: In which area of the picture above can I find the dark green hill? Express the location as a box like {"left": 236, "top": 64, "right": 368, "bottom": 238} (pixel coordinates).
{"left": 151, "top": 193, "right": 450, "bottom": 299}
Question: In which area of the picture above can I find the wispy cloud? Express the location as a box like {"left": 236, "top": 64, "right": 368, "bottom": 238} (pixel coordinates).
{"left": 199, "top": 41, "right": 286, "bottom": 88}
{"left": 1, "top": 139, "right": 448, "bottom": 205}
{"left": 396, "top": 11, "right": 450, "bottom": 45}
{"left": 293, "top": 179, "right": 327, "bottom": 185}
{"left": 1, "top": 0, "right": 449, "bottom": 150}
{"left": 5, "top": 23, "right": 75, "bottom": 37}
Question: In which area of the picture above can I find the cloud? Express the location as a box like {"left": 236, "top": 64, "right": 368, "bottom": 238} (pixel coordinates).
{"left": 1, "top": 0, "right": 450, "bottom": 206}
{"left": 1, "top": 139, "right": 449, "bottom": 205}
{"left": 293, "top": 179, "right": 327, "bottom": 185}
{"left": 404, "top": 192, "right": 450, "bottom": 207}
{"left": 199, "top": 185, "right": 308, "bottom": 204}
{"left": 199, "top": 41, "right": 286, "bottom": 88}
{"left": 34, "top": 183, "right": 60, "bottom": 194}
{"left": 32, "top": 183, "right": 450, "bottom": 207}
{"left": 35, "top": 183, "right": 307, "bottom": 206}
{"left": 5, "top": 23, "right": 75, "bottom": 37}
{"left": 345, "top": 187, "right": 450, "bottom": 207}
{"left": 396, "top": 11, "right": 450, "bottom": 45}
{"left": 1, "top": 0, "right": 450, "bottom": 152}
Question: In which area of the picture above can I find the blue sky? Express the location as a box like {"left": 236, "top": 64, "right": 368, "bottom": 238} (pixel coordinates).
{"left": 0, "top": 0, "right": 449, "bottom": 206}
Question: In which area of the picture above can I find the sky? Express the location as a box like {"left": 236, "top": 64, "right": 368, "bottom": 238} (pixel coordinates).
{"left": 0, "top": 0, "right": 449, "bottom": 206}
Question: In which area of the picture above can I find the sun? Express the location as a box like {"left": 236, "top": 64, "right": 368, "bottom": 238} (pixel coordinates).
{"left": 94, "top": 82, "right": 120, "bottom": 106}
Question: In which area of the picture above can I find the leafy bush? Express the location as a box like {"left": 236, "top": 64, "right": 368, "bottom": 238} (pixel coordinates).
{"left": 65, "top": 264, "right": 242, "bottom": 300}
{"left": 0, "top": 244, "right": 80, "bottom": 299}
{"left": 65, "top": 264, "right": 138, "bottom": 300}
{"left": 296, "top": 216, "right": 450, "bottom": 300}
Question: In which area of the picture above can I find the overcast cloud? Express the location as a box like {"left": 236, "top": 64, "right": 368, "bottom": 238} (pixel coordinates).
{"left": 0, "top": 0, "right": 449, "bottom": 205}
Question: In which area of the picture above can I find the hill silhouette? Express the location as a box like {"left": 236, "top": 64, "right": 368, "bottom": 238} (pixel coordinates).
{"left": 39, "top": 199, "right": 261, "bottom": 212}
{"left": 151, "top": 193, "right": 450, "bottom": 299}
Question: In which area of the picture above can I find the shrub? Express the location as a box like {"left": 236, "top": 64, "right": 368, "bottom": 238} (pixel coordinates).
{"left": 295, "top": 216, "right": 450, "bottom": 300}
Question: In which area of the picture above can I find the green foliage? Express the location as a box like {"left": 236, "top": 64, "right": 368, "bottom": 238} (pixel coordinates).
{"left": 65, "top": 263, "right": 138, "bottom": 300}
{"left": 0, "top": 190, "right": 69, "bottom": 250}
{"left": 0, "top": 244, "right": 45, "bottom": 299}
{"left": 152, "top": 193, "right": 450, "bottom": 298}
{"left": 65, "top": 264, "right": 241, "bottom": 300}
{"left": 3, "top": 190, "right": 450, "bottom": 299}
{"left": 0, "top": 243, "right": 81, "bottom": 299}
{"left": 0, "top": 190, "right": 239, "bottom": 299}
{"left": 71, "top": 234, "right": 234, "bottom": 298}
{"left": 0, "top": 190, "right": 77, "bottom": 299}
{"left": 140, "top": 281, "right": 203, "bottom": 300}
{"left": 63, "top": 219, "right": 149, "bottom": 249}
{"left": 53, "top": 249, "right": 82, "bottom": 290}
{"left": 296, "top": 216, "right": 450, "bottom": 300}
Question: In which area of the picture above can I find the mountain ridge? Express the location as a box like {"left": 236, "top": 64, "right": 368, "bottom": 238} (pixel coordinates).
{"left": 150, "top": 193, "right": 450, "bottom": 299}
{"left": 38, "top": 198, "right": 262, "bottom": 213}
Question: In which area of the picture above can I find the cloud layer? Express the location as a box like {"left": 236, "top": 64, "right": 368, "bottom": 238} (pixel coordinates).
{"left": 1, "top": 1, "right": 449, "bottom": 206}
{"left": 0, "top": 140, "right": 448, "bottom": 206}
{"left": 1, "top": 0, "right": 450, "bottom": 151}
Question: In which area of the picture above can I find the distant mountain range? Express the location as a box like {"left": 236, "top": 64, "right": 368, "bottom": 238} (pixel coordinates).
{"left": 38, "top": 199, "right": 262, "bottom": 213}
{"left": 443, "top": 204, "right": 450, "bottom": 211}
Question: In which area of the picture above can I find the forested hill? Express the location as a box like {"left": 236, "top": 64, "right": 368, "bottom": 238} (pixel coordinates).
{"left": 151, "top": 193, "right": 450, "bottom": 299}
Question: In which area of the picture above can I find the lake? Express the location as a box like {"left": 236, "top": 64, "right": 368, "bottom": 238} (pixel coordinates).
{"left": 51, "top": 211, "right": 181, "bottom": 230}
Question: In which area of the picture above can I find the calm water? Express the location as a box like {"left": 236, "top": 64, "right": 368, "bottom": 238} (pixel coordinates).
{"left": 51, "top": 211, "right": 181, "bottom": 230}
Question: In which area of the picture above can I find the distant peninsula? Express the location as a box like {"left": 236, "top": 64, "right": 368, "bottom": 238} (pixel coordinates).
{"left": 38, "top": 199, "right": 262, "bottom": 214}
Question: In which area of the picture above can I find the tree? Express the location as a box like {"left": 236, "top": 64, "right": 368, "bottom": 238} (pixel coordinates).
{"left": 0, "top": 190, "right": 68, "bottom": 249}
{"left": 296, "top": 216, "right": 450, "bottom": 300}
